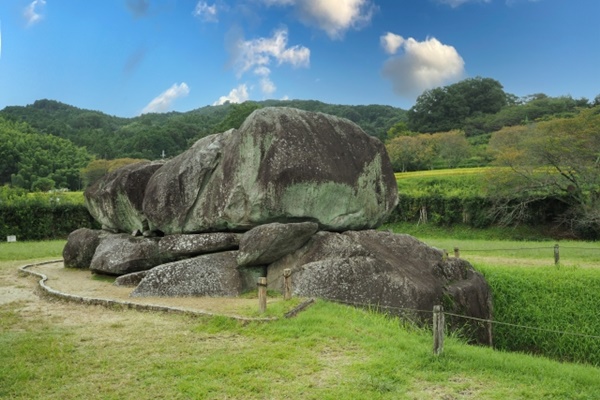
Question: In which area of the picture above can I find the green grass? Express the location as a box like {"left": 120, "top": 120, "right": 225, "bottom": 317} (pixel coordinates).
{"left": 3, "top": 239, "right": 600, "bottom": 398}
{"left": 2, "top": 294, "right": 600, "bottom": 399}
{"left": 395, "top": 167, "right": 489, "bottom": 197}
{"left": 476, "top": 264, "right": 600, "bottom": 366}
{"left": 0, "top": 240, "right": 66, "bottom": 261}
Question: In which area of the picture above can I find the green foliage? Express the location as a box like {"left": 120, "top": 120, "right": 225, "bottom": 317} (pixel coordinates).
{"left": 216, "top": 101, "right": 262, "bottom": 131}
{"left": 488, "top": 107, "right": 600, "bottom": 238}
{"left": 464, "top": 94, "right": 590, "bottom": 136}
{"left": 0, "top": 189, "right": 95, "bottom": 240}
{"left": 0, "top": 99, "right": 406, "bottom": 163}
{"left": 478, "top": 264, "right": 600, "bottom": 366}
{"left": 389, "top": 168, "right": 574, "bottom": 234}
{"left": 385, "top": 130, "right": 472, "bottom": 172}
{"left": 408, "top": 77, "right": 507, "bottom": 133}
{"left": 0, "top": 117, "right": 91, "bottom": 191}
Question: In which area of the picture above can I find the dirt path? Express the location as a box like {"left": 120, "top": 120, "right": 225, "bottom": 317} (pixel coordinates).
{"left": 5, "top": 260, "right": 285, "bottom": 321}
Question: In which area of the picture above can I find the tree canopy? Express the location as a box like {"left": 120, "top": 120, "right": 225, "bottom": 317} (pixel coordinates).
{"left": 0, "top": 117, "right": 91, "bottom": 191}
{"left": 407, "top": 77, "right": 508, "bottom": 133}
{"left": 488, "top": 107, "right": 600, "bottom": 237}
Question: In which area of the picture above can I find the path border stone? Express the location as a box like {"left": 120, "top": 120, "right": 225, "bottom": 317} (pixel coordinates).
{"left": 18, "top": 260, "right": 282, "bottom": 322}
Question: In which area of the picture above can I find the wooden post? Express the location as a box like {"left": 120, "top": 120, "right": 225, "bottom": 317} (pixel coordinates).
{"left": 554, "top": 244, "right": 560, "bottom": 265}
{"left": 454, "top": 247, "right": 460, "bottom": 258}
{"left": 258, "top": 277, "right": 267, "bottom": 313}
{"left": 283, "top": 269, "right": 292, "bottom": 300}
{"left": 433, "top": 305, "right": 444, "bottom": 356}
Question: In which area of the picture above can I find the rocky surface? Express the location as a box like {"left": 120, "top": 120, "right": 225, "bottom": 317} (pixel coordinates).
{"left": 64, "top": 107, "right": 492, "bottom": 343}
{"left": 159, "top": 233, "right": 241, "bottom": 259}
{"left": 63, "top": 228, "right": 105, "bottom": 269}
{"left": 143, "top": 107, "right": 398, "bottom": 234}
{"left": 267, "top": 230, "right": 492, "bottom": 335}
{"left": 84, "top": 161, "right": 164, "bottom": 233}
{"left": 131, "top": 252, "right": 242, "bottom": 297}
{"left": 236, "top": 222, "right": 319, "bottom": 267}
{"left": 90, "top": 234, "right": 164, "bottom": 276}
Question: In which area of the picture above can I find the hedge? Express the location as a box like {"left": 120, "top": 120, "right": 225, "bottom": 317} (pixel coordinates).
{"left": 0, "top": 203, "right": 98, "bottom": 241}
{"left": 388, "top": 193, "right": 569, "bottom": 229}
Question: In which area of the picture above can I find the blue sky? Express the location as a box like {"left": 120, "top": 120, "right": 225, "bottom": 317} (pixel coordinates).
{"left": 0, "top": 0, "right": 598, "bottom": 117}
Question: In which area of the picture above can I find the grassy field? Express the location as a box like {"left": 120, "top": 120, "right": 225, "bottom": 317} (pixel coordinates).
{"left": 1, "top": 239, "right": 600, "bottom": 399}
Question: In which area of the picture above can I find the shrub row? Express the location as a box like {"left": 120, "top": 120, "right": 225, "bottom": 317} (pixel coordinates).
{"left": 478, "top": 265, "right": 600, "bottom": 366}
{"left": 0, "top": 203, "right": 98, "bottom": 241}
{"left": 388, "top": 194, "right": 569, "bottom": 229}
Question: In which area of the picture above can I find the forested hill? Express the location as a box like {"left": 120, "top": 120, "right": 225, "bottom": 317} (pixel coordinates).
{"left": 0, "top": 99, "right": 407, "bottom": 160}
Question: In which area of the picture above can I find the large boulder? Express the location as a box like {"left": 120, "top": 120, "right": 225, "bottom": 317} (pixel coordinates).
{"left": 143, "top": 107, "right": 398, "bottom": 234}
{"left": 84, "top": 161, "right": 164, "bottom": 233}
{"left": 158, "top": 233, "right": 241, "bottom": 259}
{"left": 90, "top": 233, "right": 165, "bottom": 276}
{"left": 267, "top": 230, "right": 492, "bottom": 341}
{"left": 236, "top": 222, "right": 319, "bottom": 267}
{"left": 130, "top": 252, "right": 242, "bottom": 297}
{"left": 63, "top": 228, "right": 105, "bottom": 269}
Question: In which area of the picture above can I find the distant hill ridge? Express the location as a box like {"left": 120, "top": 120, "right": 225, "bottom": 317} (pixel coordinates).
{"left": 0, "top": 99, "right": 407, "bottom": 160}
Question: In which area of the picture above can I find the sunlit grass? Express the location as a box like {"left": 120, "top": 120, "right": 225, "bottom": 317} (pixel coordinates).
{"left": 394, "top": 167, "right": 492, "bottom": 180}
{"left": 2, "top": 239, "right": 600, "bottom": 398}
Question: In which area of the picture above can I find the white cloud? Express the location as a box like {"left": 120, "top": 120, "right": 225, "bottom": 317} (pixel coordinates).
{"left": 234, "top": 28, "right": 310, "bottom": 76}
{"left": 380, "top": 32, "right": 404, "bottom": 55}
{"left": 24, "top": 0, "right": 46, "bottom": 27}
{"left": 142, "top": 83, "right": 190, "bottom": 114}
{"left": 213, "top": 84, "right": 249, "bottom": 105}
{"left": 381, "top": 35, "right": 465, "bottom": 97}
{"left": 263, "top": 0, "right": 375, "bottom": 39}
{"left": 193, "top": 1, "right": 218, "bottom": 22}
{"left": 259, "top": 77, "right": 277, "bottom": 95}
{"left": 230, "top": 28, "right": 309, "bottom": 96}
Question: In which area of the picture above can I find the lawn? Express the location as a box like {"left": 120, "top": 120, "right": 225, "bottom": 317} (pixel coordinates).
{"left": 1, "top": 239, "right": 600, "bottom": 399}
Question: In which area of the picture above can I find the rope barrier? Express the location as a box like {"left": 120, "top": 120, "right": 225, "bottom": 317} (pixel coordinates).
{"left": 328, "top": 298, "right": 600, "bottom": 341}
{"left": 457, "top": 246, "right": 600, "bottom": 252}
{"left": 443, "top": 311, "right": 600, "bottom": 340}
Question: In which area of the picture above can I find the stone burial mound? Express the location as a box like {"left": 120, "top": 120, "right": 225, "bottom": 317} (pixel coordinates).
{"left": 63, "top": 107, "right": 492, "bottom": 342}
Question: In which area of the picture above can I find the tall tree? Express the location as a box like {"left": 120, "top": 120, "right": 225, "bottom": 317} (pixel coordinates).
{"left": 408, "top": 77, "right": 507, "bottom": 133}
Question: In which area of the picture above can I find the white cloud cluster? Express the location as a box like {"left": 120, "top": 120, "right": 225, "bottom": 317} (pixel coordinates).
{"left": 224, "top": 27, "right": 309, "bottom": 98}
{"left": 24, "top": 0, "right": 46, "bottom": 27}
{"left": 234, "top": 28, "right": 310, "bottom": 76}
{"left": 142, "top": 83, "right": 190, "bottom": 114}
{"left": 213, "top": 84, "right": 249, "bottom": 105}
{"left": 193, "top": 1, "right": 218, "bottom": 22}
{"left": 380, "top": 33, "right": 465, "bottom": 97}
{"left": 263, "top": 0, "right": 376, "bottom": 39}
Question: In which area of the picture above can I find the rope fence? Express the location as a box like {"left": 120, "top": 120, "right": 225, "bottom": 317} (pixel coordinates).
{"left": 450, "top": 244, "right": 600, "bottom": 265}
{"left": 328, "top": 298, "right": 600, "bottom": 341}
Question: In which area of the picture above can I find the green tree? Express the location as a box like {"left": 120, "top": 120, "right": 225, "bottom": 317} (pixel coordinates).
{"left": 488, "top": 107, "right": 600, "bottom": 237}
{"left": 385, "top": 121, "right": 414, "bottom": 142}
{"left": 0, "top": 117, "right": 91, "bottom": 191}
{"left": 216, "top": 102, "right": 262, "bottom": 132}
{"left": 408, "top": 77, "right": 507, "bottom": 133}
{"left": 431, "top": 130, "right": 471, "bottom": 168}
